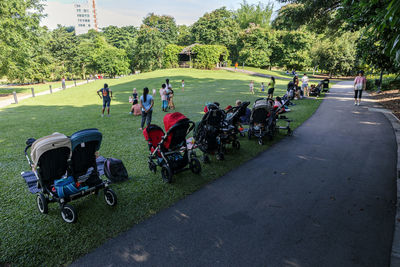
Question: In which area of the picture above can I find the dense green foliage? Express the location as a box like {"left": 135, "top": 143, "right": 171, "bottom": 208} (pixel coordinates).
{"left": 1, "top": 0, "right": 398, "bottom": 82}
{"left": 163, "top": 44, "right": 183, "bottom": 68}
{"left": 238, "top": 25, "right": 273, "bottom": 68}
{"left": 234, "top": 1, "right": 273, "bottom": 30}
{"left": 192, "top": 45, "right": 229, "bottom": 69}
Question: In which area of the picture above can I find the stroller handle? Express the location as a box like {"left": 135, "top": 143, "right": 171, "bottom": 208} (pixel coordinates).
{"left": 24, "top": 138, "right": 36, "bottom": 166}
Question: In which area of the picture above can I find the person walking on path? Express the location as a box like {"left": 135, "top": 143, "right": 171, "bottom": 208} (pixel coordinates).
{"left": 354, "top": 70, "right": 367, "bottom": 106}
{"left": 159, "top": 84, "right": 168, "bottom": 112}
{"left": 139, "top": 87, "right": 154, "bottom": 130}
{"left": 301, "top": 73, "right": 309, "bottom": 97}
{"left": 249, "top": 81, "right": 254, "bottom": 94}
{"left": 97, "top": 83, "right": 112, "bottom": 117}
{"left": 268, "top": 77, "right": 275, "bottom": 99}
{"left": 61, "top": 77, "right": 66, "bottom": 90}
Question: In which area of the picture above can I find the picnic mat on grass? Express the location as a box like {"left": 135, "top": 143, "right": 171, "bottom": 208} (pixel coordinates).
{"left": 21, "top": 156, "right": 107, "bottom": 194}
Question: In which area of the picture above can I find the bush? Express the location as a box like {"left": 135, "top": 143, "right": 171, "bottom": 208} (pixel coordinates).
{"left": 163, "top": 44, "right": 183, "bottom": 68}
{"left": 192, "top": 45, "right": 229, "bottom": 69}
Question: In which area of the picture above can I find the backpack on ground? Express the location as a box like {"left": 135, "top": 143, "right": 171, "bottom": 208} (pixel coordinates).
{"left": 104, "top": 158, "right": 129, "bottom": 182}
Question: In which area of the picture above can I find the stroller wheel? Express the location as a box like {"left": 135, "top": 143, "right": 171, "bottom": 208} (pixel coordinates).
{"left": 190, "top": 158, "right": 202, "bottom": 174}
{"left": 161, "top": 165, "right": 172, "bottom": 183}
{"left": 258, "top": 139, "right": 264, "bottom": 146}
{"left": 148, "top": 161, "right": 156, "bottom": 173}
{"left": 216, "top": 153, "right": 224, "bottom": 161}
{"left": 36, "top": 193, "right": 48, "bottom": 214}
{"left": 61, "top": 204, "right": 77, "bottom": 223}
{"left": 104, "top": 188, "right": 118, "bottom": 206}
{"left": 232, "top": 140, "right": 240, "bottom": 150}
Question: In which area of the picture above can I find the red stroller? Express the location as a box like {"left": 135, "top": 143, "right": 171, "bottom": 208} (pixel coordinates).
{"left": 143, "top": 112, "right": 201, "bottom": 183}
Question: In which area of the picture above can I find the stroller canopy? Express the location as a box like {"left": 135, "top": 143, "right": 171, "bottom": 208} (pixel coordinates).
{"left": 253, "top": 98, "right": 272, "bottom": 112}
{"left": 164, "top": 112, "right": 188, "bottom": 132}
{"left": 70, "top": 128, "right": 102, "bottom": 151}
{"left": 31, "top": 133, "right": 71, "bottom": 166}
{"left": 143, "top": 124, "right": 165, "bottom": 148}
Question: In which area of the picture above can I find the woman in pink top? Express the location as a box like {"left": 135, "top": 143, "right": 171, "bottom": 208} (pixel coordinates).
{"left": 353, "top": 70, "right": 366, "bottom": 106}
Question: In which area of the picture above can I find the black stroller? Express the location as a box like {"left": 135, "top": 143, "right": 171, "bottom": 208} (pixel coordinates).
{"left": 322, "top": 78, "right": 329, "bottom": 92}
{"left": 195, "top": 104, "right": 227, "bottom": 161}
{"left": 220, "top": 101, "right": 250, "bottom": 151}
{"left": 309, "top": 83, "right": 322, "bottom": 97}
{"left": 248, "top": 98, "right": 276, "bottom": 145}
{"left": 22, "top": 129, "right": 117, "bottom": 223}
{"left": 143, "top": 112, "right": 201, "bottom": 183}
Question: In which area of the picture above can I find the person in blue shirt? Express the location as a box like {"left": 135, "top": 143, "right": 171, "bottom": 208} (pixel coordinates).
{"left": 97, "top": 83, "right": 112, "bottom": 117}
{"left": 139, "top": 87, "right": 154, "bottom": 130}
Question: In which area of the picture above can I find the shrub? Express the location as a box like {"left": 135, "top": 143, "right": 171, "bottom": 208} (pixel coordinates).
{"left": 192, "top": 45, "right": 229, "bottom": 69}
{"left": 163, "top": 44, "right": 183, "bottom": 68}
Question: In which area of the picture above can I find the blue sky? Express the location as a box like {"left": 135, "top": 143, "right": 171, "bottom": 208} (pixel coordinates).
{"left": 41, "top": 0, "right": 283, "bottom": 29}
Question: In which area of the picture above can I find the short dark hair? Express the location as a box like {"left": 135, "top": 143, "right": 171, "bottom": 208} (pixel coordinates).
{"left": 358, "top": 70, "right": 364, "bottom": 75}
{"left": 104, "top": 83, "right": 108, "bottom": 88}
{"left": 166, "top": 79, "right": 169, "bottom": 83}
{"left": 162, "top": 84, "right": 166, "bottom": 88}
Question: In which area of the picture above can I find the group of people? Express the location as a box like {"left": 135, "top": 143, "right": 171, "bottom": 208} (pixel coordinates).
{"left": 248, "top": 77, "right": 276, "bottom": 98}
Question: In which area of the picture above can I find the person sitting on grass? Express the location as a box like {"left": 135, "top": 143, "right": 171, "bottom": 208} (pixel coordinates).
{"left": 97, "top": 83, "right": 112, "bottom": 117}
{"left": 274, "top": 96, "right": 291, "bottom": 113}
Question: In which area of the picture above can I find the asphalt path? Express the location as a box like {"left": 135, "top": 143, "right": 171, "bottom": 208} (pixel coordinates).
{"left": 71, "top": 81, "right": 396, "bottom": 267}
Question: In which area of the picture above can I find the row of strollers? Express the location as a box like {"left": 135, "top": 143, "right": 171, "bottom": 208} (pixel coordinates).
{"left": 22, "top": 98, "right": 292, "bottom": 223}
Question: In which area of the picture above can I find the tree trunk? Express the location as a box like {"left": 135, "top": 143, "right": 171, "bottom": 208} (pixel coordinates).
{"left": 378, "top": 69, "right": 383, "bottom": 92}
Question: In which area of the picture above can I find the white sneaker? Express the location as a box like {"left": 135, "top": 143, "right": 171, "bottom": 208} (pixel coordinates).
{"left": 101, "top": 114, "right": 104, "bottom": 117}
{"left": 357, "top": 102, "right": 360, "bottom": 106}
{"left": 354, "top": 102, "right": 357, "bottom": 106}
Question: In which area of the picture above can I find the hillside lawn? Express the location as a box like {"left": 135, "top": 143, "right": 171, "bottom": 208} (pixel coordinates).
{"left": 0, "top": 68, "right": 323, "bottom": 266}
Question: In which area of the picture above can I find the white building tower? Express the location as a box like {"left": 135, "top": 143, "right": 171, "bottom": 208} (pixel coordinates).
{"left": 74, "top": 0, "right": 98, "bottom": 35}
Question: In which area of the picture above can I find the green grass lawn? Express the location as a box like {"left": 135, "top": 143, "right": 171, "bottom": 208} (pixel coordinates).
{"left": 0, "top": 80, "right": 86, "bottom": 95}
{"left": 0, "top": 68, "right": 323, "bottom": 266}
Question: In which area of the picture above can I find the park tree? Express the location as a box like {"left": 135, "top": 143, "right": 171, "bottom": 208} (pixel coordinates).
{"left": 102, "top": 25, "right": 137, "bottom": 50}
{"left": 237, "top": 24, "right": 273, "bottom": 68}
{"left": 278, "top": 0, "right": 400, "bottom": 64}
{"left": 271, "top": 4, "right": 304, "bottom": 31}
{"left": 163, "top": 44, "right": 183, "bottom": 68}
{"left": 234, "top": 0, "right": 273, "bottom": 30}
{"left": 271, "top": 30, "right": 313, "bottom": 70}
{"left": 176, "top": 25, "right": 193, "bottom": 46}
{"left": 310, "top": 32, "right": 357, "bottom": 76}
{"left": 0, "top": 0, "right": 44, "bottom": 82}
{"left": 142, "top": 13, "right": 178, "bottom": 44}
{"left": 134, "top": 25, "right": 167, "bottom": 71}
{"left": 191, "top": 7, "right": 240, "bottom": 58}
{"left": 48, "top": 26, "right": 80, "bottom": 79}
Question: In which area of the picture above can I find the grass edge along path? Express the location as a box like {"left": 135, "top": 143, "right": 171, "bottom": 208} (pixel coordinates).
{"left": 0, "top": 68, "right": 323, "bottom": 266}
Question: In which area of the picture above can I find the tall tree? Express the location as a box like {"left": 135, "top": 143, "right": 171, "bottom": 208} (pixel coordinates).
{"left": 134, "top": 25, "right": 167, "bottom": 71}
{"left": 142, "top": 13, "right": 178, "bottom": 44}
{"left": 234, "top": 0, "right": 274, "bottom": 30}
{"left": 191, "top": 7, "right": 240, "bottom": 57}
{"left": 0, "top": 0, "right": 44, "bottom": 81}
{"left": 238, "top": 24, "right": 273, "bottom": 67}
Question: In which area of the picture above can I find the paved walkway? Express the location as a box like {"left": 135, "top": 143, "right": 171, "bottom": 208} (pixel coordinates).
{"left": 71, "top": 81, "right": 397, "bottom": 267}
{"left": 0, "top": 80, "right": 95, "bottom": 109}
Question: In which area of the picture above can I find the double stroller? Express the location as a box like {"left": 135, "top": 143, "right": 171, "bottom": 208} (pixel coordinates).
{"left": 23, "top": 129, "right": 117, "bottom": 223}
{"left": 247, "top": 98, "right": 276, "bottom": 145}
{"left": 195, "top": 103, "right": 226, "bottom": 161}
{"left": 143, "top": 112, "right": 201, "bottom": 183}
{"left": 195, "top": 101, "right": 250, "bottom": 160}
